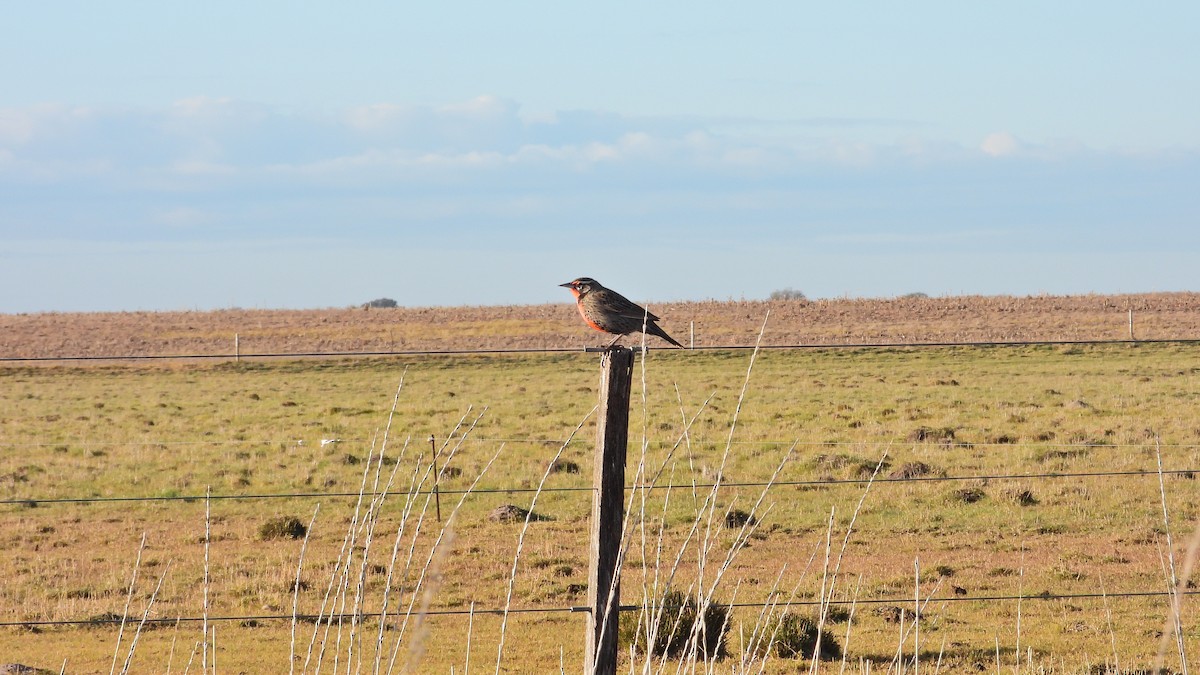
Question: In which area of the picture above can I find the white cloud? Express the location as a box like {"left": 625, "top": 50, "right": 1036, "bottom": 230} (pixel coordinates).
{"left": 154, "top": 207, "right": 212, "bottom": 228}
{"left": 436, "top": 94, "right": 515, "bottom": 120}
{"left": 981, "top": 132, "right": 1020, "bottom": 157}
{"left": 0, "top": 104, "right": 97, "bottom": 144}
{"left": 160, "top": 96, "right": 271, "bottom": 147}
{"left": 344, "top": 103, "right": 413, "bottom": 132}
{"left": 169, "top": 160, "right": 238, "bottom": 176}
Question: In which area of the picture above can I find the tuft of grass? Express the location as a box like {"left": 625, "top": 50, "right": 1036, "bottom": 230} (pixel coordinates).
{"left": 771, "top": 612, "right": 842, "bottom": 660}
{"left": 906, "top": 426, "right": 956, "bottom": 443}
{"left": 889, "top": 461, "right": 941, "bottom": 480}
{"left": 487, "top": 504, "right": 549, "bottom": 523}
{"left": 950, "top": 486, "right": 988, "bottom": 504}
{"left": 259, "top": 516, "right": 307, "bottom": 540}
{"left": 724, "top": 508, "right": 757, "bottom": 528}
{"left": 621, "top": 588, "right": 730, "bottom": 659}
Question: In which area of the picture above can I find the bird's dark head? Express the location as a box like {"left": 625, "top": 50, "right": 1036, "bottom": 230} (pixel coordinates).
{"left": 559, "top": 277, "right": 599, "bottom": 299}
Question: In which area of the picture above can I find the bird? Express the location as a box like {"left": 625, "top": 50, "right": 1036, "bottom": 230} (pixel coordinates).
{"left": 560, "top": 277, "right": 683, "bottom": 349}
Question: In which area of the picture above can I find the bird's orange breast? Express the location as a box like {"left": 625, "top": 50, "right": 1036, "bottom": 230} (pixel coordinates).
{"left": 576, "top": 301, "right": 610, "bottom": 333}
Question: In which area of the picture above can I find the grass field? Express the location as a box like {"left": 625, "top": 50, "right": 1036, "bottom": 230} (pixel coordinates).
{"left": 1, "top": 337, "right": 1198, "bottom": 672}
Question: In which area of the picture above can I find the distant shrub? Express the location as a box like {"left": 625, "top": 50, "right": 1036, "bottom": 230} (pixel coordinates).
{"left": 362, "top": 298, "right": 399, "bottom": 309}
{"left": 769, "top": 288, "right": 808, "bottom": 302}
{"left": 901, "top": 292, "right": 930, "bottom": 299}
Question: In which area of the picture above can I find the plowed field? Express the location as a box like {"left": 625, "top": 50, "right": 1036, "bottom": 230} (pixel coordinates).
{"left": 2, "top": 292, "right": 1197, "bottom": 360}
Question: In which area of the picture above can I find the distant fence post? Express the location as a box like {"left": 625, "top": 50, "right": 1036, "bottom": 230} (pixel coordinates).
{"left": 585, "top": 346, "right": 633, "bottom": 675}
{"left": 235, "top": 333, "right": 240, "bottom": 362}
{"left": 1128, "top": 309, "right": 1135, "bottom": 341}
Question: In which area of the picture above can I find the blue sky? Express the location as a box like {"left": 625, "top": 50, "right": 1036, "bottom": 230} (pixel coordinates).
{"left": 2, "top": 2, "right": 1197, "bottom": 312}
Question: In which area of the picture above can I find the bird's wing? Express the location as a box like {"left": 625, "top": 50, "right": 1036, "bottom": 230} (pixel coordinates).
{"left": 600, "top": 289, "right": 662, "bottom": 322}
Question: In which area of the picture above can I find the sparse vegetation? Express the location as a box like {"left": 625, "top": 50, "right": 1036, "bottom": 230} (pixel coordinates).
{"left": 0, "top": 302, "right": 1196, "bottom": 672}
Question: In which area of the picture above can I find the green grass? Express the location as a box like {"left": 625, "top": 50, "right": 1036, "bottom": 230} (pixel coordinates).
{"left": 0, "top": 343, "right": 1197, "bottom": 672}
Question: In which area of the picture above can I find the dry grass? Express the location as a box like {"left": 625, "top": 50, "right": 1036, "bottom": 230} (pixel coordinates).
{"left": 0, "top": 299, "right": 1197, "bottom": 672}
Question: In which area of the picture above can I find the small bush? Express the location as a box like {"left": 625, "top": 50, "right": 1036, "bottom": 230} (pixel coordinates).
{"left": 724, "top": 509, "right": 757, "bottom": 528}
{"left": 905, "top": 426, "right": 956, "bottom": 443}
{"left": 623, "top": 589, "right": 730, "bottom": 658}
{"left": 362, "top": 298, "right": 399, "bottom": 309}
{"left": 548, "top": 459, "right": 580, "bottom": 474}
{"left": 951, "top": 486, "right": 987, "bottom": 504}
{"left": 488, "top": 504, "right": 549, "bottom": 523}
{"left": 888, "top": 461, "right": 940, "bottom": 480}
{"left": 769, "top": 288, "right": 808, "bottom": 302}
{"left": 1002, "top": 486, "right": 1039, "bottom": 506}
{"left": 259, "top": 516, "right": 307, "bottom": 540}
{"left": 772, "top": 613, "right": 842, "bottom": 660}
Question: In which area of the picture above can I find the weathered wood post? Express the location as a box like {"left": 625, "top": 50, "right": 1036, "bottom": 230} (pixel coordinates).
{"left": 585, "top": 346, "right": 634, "bottom": 674}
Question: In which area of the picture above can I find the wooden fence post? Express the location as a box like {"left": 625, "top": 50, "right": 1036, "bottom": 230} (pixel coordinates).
{"left": 585, "top": 346, "right": 633, "bottom": 675}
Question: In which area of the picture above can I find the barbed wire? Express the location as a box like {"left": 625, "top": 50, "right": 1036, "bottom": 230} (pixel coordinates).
{"left": 2, "top": 336, "right": 1198, "bottom": 364}
{"left": 3, "top": 589, "right": 1195, "bottom": 628}
{"left": 3, "top": 467, "right": 1195, "bottom": 507}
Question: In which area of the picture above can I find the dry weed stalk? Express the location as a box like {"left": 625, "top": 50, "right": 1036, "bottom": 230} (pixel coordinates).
{"left": 617, "top": 321, "right": 765, "bottom": 673}
{"left": 1153, "top": 438, "right": 1190, "bottom": 674}
{"left": 623, "top": 312, "right": 871, "bottom": 674}
{"left": 290, "top": 379, "right": 494, "bottom": 675}
{"left": 109, "top": 532, "right": 147, "bottom": 675}
{"left": 385, "top": 441, "right": 504, "bottom": 673}
{"left": 202, "top": 488, "right": 211, "bottom": 675}
{"left": 494, "top": 405, "right": 597, "bottom": 672}
{"left": 1099, "top": 574, "right": 1119, "bottom": 673}
{"left": 373, "top": 453, "right": 428, "bottom": 673}
{"left": 166, "top": 618, "right": 182, "bottom": 674}
{"left": 838, "top": 577, "right": 863, "bottom": 675}
{"left": 290, "top": 503, "right": 321, "bottom": 675}
{"left": 464, "top": 601, "right": 476, "bottom": 675}
{"left": 118, "top": 559, "right": 173, "bottom": 675}
{"left": 181, "top": 640, "right": 199, "bottom": 675}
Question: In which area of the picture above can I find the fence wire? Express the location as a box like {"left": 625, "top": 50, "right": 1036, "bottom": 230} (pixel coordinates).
{"left": 2, "top": 336, "right": 1199, "bottom": 364}
{"left": 3, "top": 589, "right": 1196, "bottom": 629}
{"left": 2, "top": 466, "right": 1196, "bottom": 507}
{"left": 3, "top": 336, "right": 1197, "bottom": 649}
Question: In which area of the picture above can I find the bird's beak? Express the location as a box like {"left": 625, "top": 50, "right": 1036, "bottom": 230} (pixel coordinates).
{"left": 559, "top": 282, "right": 573, "bottom": 288}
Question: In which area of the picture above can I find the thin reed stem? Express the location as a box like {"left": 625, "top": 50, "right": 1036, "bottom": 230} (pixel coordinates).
{"left": 119, "top": 560, "right": 173, "bottom": 675}
{"left": 494, "top": 407, "right": 595, "bottom": 673}
{"left": 1153, "top": 438, "right": 1189, "bottom": 674}
{"left": 290, "top": 503, "right": 321, "bottom": 675}
{"left": 202, "top": 488, "right": 211, "bottom": 675}
{"left": 110, "top": 532, "right": 147, "bottom": 675}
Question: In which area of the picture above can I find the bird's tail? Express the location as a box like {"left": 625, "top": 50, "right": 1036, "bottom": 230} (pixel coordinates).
{"left": 648, "top": 322, "right": 684, "bottom": 348}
